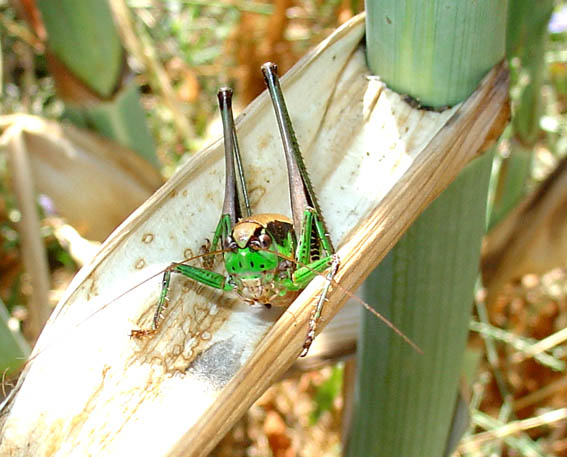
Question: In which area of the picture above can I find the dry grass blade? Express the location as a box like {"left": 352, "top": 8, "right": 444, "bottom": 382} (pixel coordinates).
{"left": 0, "top": 13, "right": 509, "bottom": 457}
{"left": 511, "top": 327, "right": 567, "bottom": 364}
{"left": 459, "top": 408, "right": 567, "bottom": 452}
{"left": 4, "top": 130, "right": 50, "bottom": 342}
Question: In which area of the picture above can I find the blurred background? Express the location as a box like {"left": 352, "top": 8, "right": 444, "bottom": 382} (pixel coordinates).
{"left": 0, "top": 1, "right": 565, "bottom": 456}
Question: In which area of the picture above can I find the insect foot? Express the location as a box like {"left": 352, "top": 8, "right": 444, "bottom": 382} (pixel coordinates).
{"left": 130, "top": 329, "right": 157, "bottom": 339}
{"left": 300, "top": 254, "right": 340, "bottom": 357}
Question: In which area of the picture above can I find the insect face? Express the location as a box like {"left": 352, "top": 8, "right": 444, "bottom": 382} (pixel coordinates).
{"left": 223, "top": 219, "right": 296, "bottom": 305}
{"left": 224, "top": 247, "right": 279, "bottom": 276}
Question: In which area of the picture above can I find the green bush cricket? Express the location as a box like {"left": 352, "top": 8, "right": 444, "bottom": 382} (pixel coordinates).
{"left": 19, "top": 63, "right": 418, "bottom": 370}
{"left": 131, "top": 63, "right": 338, "bottom": 356}
{"left": 128, "top": 62, "right": 420, "bottom": 358}
{"left": 9, "top": 60, "right": 422, "bottom": 385}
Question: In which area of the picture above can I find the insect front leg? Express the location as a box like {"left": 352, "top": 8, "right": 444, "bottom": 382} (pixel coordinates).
{"left": 132, "top": 88, "right": 245, "bottom": 339}
{"left": 294, "top": 208, "right": 339, "bottom": 356}
{"left": 130, "top": 263, "right": 235, "bottom": 339}
{"left": 298, "top": 255, "right": 339, "bottom": 357}
{"left": 199, "top": 239, "right": 214, "bottom": 270}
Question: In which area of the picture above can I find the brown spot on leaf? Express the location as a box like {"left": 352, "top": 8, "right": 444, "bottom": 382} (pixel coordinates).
{"left": 258, "top": 133, "right": 273, "bottom": 150}
{"left": 249, "top": 186, "right": 266, "bottom": 207}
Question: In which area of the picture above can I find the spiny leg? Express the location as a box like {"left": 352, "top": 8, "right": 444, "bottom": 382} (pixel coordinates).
{"left": 294, "top": 209, "right": 339, "bottom": 356}
{"left": 300, "top": 254, "right": 339, "bottom": 357}
{"left": 278, "top": 250, "right": 339, "bottom": 357}
{"left": 130, "top": 262, "right": 234, "bottom": 338}
{"left": 218, "top": 87, "right": 251, "bottom": 226}
{"left": 199, "top": 238, "right": 214, "bottom": 270}
{"left": 130, "top": 267, "right": 174, "bottom": 338}
{"left": 261, "top": 62, "right": 330, "bottom": 243}
{"left": 271, "top": 251, "right": 337, "bottom": 355}
{"left": 295, "top": 209, "right": 334, "bottom": 267}
{"left": 202, "top": 88, "right": 250, "bottom": 270}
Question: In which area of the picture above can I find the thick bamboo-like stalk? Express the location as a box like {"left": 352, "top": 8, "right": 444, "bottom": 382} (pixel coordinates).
{"left": 349, "top": 1, "right": 508, "bottom": 456}
{"left": 365, "top": 0, "right": 507, "bottom": 107}
{"left": 0, "top": 14, "right": 508, "bottom": 457}
{"left": 350, "top": 154, "right": 494, "bottom": 457}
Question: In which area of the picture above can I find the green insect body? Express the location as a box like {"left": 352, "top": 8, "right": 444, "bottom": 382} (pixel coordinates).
{"left": 132, "top": 63, "right": 338, "bottom": 356}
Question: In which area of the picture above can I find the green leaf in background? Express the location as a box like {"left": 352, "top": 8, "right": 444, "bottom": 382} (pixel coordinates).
{"left": 37, "top": 0, "right": 123, "bottom": 98}
{"left": 310, "top": 364, "right": 343, "bottom": 425}
{"left": 0, "top": 299, "right": 30, "bottom": 375}
{"left": 489, "top": 0, "right": 554, "bottom": 229}
{"left": 82, "top": 83, "right": 159, "bottom": 169}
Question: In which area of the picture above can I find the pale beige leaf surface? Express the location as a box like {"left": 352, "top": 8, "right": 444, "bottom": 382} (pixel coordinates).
{"left": 0, "top": 13, "right": 509, "bottom": 457}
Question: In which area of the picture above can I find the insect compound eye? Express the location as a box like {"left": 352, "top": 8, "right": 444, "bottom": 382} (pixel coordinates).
{"left": 258, "top": 233, "right": 272, "bottom": 249}
{"left": 225, "top": 237, "right": 238, "bottom": 251}
{"left": 249, "top": 233, "right": 271, "bottom": 250}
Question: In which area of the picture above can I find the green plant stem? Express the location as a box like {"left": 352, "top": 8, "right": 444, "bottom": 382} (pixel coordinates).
{"left": 348, "top": 1, "right": 507, "bottom": 455}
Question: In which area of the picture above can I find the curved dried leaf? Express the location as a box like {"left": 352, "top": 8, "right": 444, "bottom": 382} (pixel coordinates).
{"left": 0, "top": 115, "right": 162, "bottom": 241}
{"left": 483, "top": 156, "right": 567, "bottom": 305}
